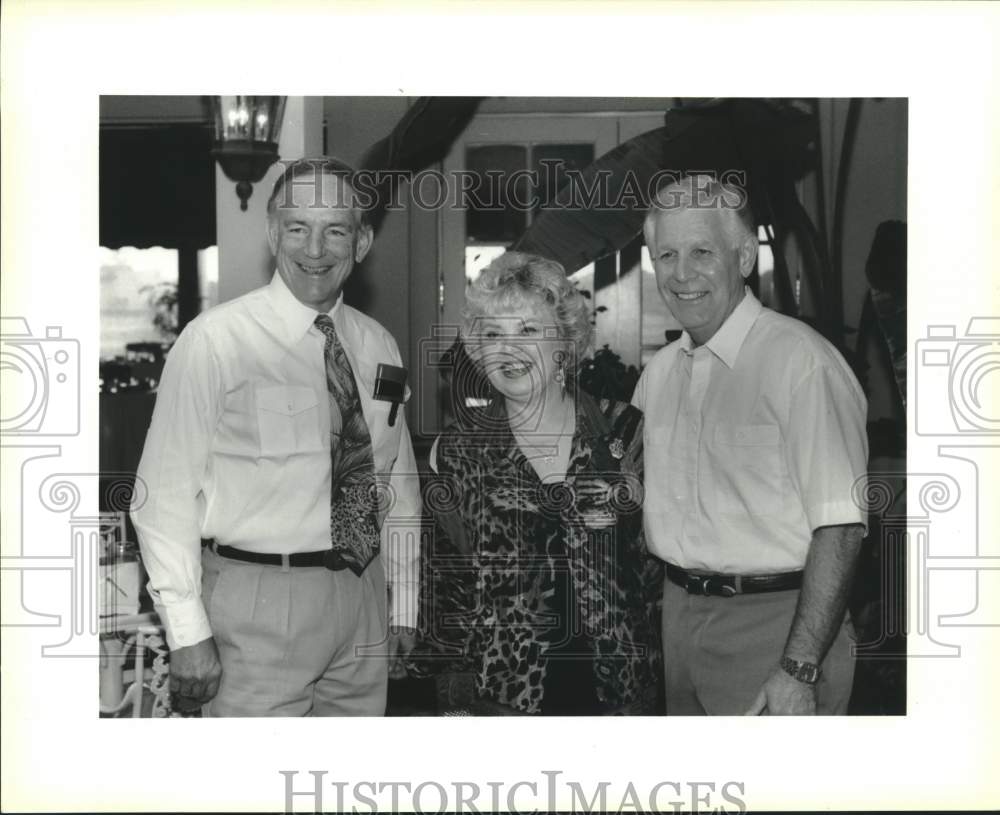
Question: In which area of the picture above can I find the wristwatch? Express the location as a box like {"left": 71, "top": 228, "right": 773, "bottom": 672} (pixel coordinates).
{"left": 780, "top": 655, "right": 821, "bottom": 685}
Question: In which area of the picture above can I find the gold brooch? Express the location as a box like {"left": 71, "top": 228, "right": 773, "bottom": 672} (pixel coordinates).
{"left": 608, "top": 438, "right": 625, "bottom": 459}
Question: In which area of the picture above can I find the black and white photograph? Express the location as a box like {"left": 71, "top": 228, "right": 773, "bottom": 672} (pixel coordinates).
{"left": 2, "top": 2, "right": 998, "bottom": 813}
{"left": 95, "top": 94, "right": 907, "bottom": 721}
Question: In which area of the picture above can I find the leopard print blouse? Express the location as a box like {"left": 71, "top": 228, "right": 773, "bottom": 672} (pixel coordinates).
{"left": 409, "top": 394, "right": 663, "bottom": 714}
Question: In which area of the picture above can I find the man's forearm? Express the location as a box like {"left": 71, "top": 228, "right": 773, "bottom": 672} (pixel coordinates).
{"left": 783, "top": 523, "right": 865, "bottom": 664}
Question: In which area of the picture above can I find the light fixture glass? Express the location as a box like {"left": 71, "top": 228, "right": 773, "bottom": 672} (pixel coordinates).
{"left": 210, "top": 96, "right": 287, "bottom": 211}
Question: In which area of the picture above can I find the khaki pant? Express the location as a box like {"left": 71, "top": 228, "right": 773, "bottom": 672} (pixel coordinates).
{"left": 662, "top": 578, "right": 855, "bottom": 715}
{"left": 201, "top": 547, "right": 389, "bottom": 717}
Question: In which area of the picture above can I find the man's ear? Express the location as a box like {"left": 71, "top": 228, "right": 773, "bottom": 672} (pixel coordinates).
{"left": 354, "top": 222, "right": 374, "bottom": 264}
{"left": 738, "top": 231, "right": 759, "bottom": 279}
{"left": 265, "top": 214, "right": 279, "bottom": 255}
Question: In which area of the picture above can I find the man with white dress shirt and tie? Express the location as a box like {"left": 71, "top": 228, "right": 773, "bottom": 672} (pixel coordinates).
{"left": 132, "top": 157, "right": 421, "bottom": 716}
{"left": 633, "top": 173, "right": 868, "bottom": 715}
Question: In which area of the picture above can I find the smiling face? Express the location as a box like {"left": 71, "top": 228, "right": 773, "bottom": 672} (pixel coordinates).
{"left": 468, "top": 295, "right": 569, "bottom": 407}
{"left": 644, "top": 205, "right": 757, "bottom": 346}
{"left": 266, "top": 172, "right": 372, "bottom": 313}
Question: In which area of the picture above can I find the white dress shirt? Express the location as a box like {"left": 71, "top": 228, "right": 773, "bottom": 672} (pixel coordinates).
{"left": 132, "top": 273, "right": 422, "bottom": 649}
{"left": 633, "top": 288, "right": 868, "bottom": 574}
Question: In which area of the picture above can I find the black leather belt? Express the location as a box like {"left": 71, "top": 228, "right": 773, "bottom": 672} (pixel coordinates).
{"left": 665, "top": 562, "right": 803, "bottom": 597}
{"left": 202, "top": 539, "right": 349, "bottom": 571}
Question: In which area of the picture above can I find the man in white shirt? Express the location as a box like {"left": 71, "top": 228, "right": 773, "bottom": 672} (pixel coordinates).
{"left": 132, "top": 158, "right": 422, "bottom": 716}
{"left": 633, "top": 174, "right": 868, "bottom": 715}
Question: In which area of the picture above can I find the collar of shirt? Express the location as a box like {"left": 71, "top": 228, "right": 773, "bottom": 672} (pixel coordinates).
{"left": 677, "top": 286, "right": 763, "bottom": 369}
{"left": 266, "top": 271, "right": 344, "bottom": 345}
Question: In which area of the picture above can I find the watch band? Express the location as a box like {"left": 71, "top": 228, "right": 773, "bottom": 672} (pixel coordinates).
{"left": 780, "top": 655, "right": 821, "bottom": 685}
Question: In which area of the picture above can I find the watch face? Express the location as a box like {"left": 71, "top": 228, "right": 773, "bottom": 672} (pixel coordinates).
{"left": 782, "top": 656, "right": 821, "bottom": 684}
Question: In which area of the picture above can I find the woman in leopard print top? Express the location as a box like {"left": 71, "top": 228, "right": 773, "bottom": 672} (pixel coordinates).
{"left": 407, "top": 252, "right": 663, "bottom": 715}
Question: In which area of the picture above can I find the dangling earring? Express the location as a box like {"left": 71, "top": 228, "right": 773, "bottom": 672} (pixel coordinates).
{"left": 553, "top": 349, "right": 567, "bottom": 394}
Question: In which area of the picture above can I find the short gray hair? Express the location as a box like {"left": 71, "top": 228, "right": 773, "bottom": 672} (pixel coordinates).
{"left": 462, "top": 251, "right": 593, "bottom": 377}
{"left": 266, "top": 156, "right": 371, "bottom": 226}
{"left": 644, "top": 172, "right": 756, "bottom": 245}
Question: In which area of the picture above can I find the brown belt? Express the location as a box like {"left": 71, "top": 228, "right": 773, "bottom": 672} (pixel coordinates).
{"left": 665, "top": 562, "right": 803, "bottom": 597}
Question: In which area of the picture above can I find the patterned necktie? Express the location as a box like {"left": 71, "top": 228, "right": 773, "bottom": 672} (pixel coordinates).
{"left": 314, "top": 314, "right": 380, "bottom": 575}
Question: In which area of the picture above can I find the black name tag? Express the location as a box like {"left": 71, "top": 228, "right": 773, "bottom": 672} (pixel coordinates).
{"left": 373, "top": 363, "right": 407, "bottom": 426}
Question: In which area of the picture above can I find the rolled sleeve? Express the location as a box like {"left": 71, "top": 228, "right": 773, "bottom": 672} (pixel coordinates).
{"left": 787, "top": 362, "right": 869, "bottom": 534}
{"left": 130, "top": 322, "right": 221, "bottom": 650}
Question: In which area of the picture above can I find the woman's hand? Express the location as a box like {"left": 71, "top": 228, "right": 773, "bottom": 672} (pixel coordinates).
{"left": 573, "top": 476, "right": 616, "bottom": 528}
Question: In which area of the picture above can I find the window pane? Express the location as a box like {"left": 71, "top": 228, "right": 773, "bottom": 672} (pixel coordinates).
{"left": 100, "top": 247, "right": 179, "bottom": 359}
{"left": 464, "top": 145, "right": 528, "bottom": 243}
{"left": 465, "top": 244, "right": 508, "bottom": 283}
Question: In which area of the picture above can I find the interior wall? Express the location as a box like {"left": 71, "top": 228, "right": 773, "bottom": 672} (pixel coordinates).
{"left": 800, "top": 98, "right": 908, "bottom": 422}
{"left": 841, "top": 99, "right": 907, "bottom": 424}
{"left": 826, "top": 98, "right": 908, "bottom": 343}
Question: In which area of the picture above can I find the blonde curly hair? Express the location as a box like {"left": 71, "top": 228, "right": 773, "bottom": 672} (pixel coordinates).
{"left": 462, "top": 252, "right": 593, "bottom": 382}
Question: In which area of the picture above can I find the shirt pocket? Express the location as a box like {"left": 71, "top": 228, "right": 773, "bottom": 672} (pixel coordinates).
{"left": 712, "top": 423, "right": 786, "bottom": 516}
{"left": 254, "top": 384, "right": 321, "bottom": 458}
